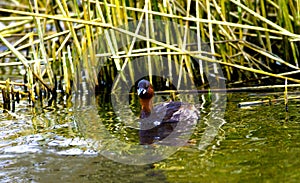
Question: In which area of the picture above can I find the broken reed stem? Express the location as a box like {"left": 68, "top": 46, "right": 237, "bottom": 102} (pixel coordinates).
{"left": 0, "top": 35, "right": 52, "bottom": 92}
{"left": 0, "top": 85, "right": 29, "bottom": 96}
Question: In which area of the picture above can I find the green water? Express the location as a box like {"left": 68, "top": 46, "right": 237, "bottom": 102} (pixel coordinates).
{"left": 1, "top": 92, "right": 300, "bottom": 182}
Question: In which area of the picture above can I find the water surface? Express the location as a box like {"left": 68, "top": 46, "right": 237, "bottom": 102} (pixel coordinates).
{"left": 1, "top": 92, "right": 300, "bottom": 182}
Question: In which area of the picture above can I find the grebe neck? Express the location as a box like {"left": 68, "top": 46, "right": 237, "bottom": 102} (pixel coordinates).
{"left": 140, "top": 98, "right": 153, "bottom": 119}
{"left": 137, "top": 79, "right": 155, "bottom": 118}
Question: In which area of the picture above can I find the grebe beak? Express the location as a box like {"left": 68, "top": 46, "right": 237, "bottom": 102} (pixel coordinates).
{"left": 137, "top": 88, "right": 146, "bottom": 96}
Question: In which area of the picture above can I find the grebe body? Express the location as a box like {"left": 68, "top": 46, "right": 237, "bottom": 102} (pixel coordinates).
{"left": 137, "top": 79, "right": 199, "bottom": 145}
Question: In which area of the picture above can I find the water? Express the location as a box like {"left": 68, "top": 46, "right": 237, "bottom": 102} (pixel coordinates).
{"left": 1, "top": 92, "right": 300, "bottom": 182}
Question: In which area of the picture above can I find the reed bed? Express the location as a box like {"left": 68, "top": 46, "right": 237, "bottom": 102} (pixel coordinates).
{"left": 0, "top": 0, "right": 300, "bottom": 111}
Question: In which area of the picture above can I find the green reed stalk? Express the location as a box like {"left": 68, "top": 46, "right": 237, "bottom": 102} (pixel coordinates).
{"left": 56, "top": 0, "right": 82, "bottom": 56}
{"left": 62, "top": 51, "right": 70, "bottom": 94}
{"left": 196, "top": 0, "right": 205, "bottom": 83}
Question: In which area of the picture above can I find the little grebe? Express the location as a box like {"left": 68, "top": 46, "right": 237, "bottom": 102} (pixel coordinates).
{"left": 137, "top": 79, "right": 199, "bottom": 145}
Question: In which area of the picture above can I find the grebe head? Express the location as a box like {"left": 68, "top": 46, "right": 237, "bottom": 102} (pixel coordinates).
{"left": 137, "top": 79, "right": 154, "bottom": 99}
{"left": 137, "top": 79, "right": 155, "bottom": 118}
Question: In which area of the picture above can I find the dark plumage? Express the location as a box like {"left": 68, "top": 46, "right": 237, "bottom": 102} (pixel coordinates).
{"left": 137, "top": 79, "right": 199, "bottom": 145}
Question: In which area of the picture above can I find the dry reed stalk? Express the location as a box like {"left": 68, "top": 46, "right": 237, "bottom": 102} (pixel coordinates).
{"left": 0, "top": 35, "right": 52, "bottom": 91}
{"left": 0, "top": 0, "right": 300, "bottom": 110}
